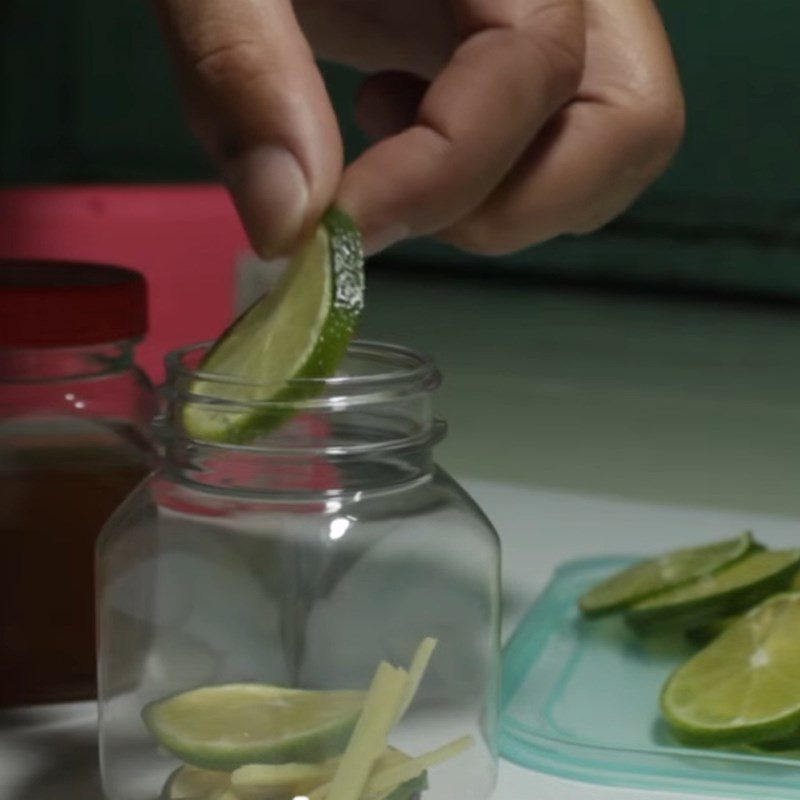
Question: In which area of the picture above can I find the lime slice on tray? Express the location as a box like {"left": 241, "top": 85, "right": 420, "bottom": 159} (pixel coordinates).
{"left": 627, "top": 549, "right": 800, "bottom": 632}
{"left": 744, "top": 733, "right": 800, "bottom": 757}
{"left": 143, "top": 684, "right": 365, "bottom": 771}
{"left": 661, "top": 592, "right": 800, "bottom": 745}
{"left": 578, "top": 532, "right": 758, "bottom": 617}
{"left": 686, "top": 572, "right": 800, "bottom": 648}
{"left": 184, "top": 208, "right": 365, "bottom": 444}
{"left": 684, "top": 614, "right": 741, "bottom": 646}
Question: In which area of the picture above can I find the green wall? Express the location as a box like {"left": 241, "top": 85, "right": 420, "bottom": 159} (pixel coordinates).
{"left": 1, "top": 1, "right": 798, "bottom": 296}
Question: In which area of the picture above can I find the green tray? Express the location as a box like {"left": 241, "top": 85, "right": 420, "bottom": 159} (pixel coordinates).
{"left": 500, "top": 556, "right": 800, "bottom": 797}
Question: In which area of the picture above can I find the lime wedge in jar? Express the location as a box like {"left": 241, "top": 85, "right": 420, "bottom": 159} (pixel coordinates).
{"left": 143, "top": 683, "right": 365, "bottom": 771}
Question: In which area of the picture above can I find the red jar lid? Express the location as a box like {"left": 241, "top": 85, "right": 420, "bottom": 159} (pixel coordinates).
{"left": 0, "top": 260, "right": 147, "bottom": 347}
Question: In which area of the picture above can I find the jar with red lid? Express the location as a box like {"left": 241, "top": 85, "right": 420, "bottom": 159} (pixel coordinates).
{"left": 0, "top": 260, "right": 158, "bottom": 706}
{"left": 96, "top": 341, "right": 500, "bottom": 800}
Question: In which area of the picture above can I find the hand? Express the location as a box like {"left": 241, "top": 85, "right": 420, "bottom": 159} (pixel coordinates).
{"left": 153, "top": 0, "right": 684, "bottom": 257}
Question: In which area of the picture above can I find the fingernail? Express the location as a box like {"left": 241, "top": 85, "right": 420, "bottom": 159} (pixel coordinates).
{"left": 363, "top": 223, "right": 411, "bottom": 256}
{"left": 224, "top": 145, "right": 309, "bottom": 258}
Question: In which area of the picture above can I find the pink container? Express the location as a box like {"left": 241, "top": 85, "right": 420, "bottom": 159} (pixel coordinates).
{"left": 0, "top": 185, "right": 249, "bottom": 381}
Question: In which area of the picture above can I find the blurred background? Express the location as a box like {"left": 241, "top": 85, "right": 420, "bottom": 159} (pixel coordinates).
{"left": 2, "top": 0, "right": 800, "bottom": 517}
{"left": 3, "top": 1, "right": 800, "bottom": 293}
{"left": 3, "top": 6, "right": 800, "bottom": 798}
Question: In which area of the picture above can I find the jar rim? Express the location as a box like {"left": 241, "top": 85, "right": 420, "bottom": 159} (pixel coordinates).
{"left": 166, "top": 339, "right": 441, "bottom": 402}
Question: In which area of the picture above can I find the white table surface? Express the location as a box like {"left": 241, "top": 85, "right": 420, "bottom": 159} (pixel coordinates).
{"left": 4, "top": 477, "right": 800, "bottom": 800}
{"left": 7, "top": 275, "right": 800, "bottom": 799}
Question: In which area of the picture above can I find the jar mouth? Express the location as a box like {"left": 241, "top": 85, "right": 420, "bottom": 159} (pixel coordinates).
{"left": 166, "top": 340, "right": 441, "bottom": 407}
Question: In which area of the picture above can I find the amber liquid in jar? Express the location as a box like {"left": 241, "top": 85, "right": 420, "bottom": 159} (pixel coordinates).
{"left": 0, "top": 417, "right": 153, "bottom": 706}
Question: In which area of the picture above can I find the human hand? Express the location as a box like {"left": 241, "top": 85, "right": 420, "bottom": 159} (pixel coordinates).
{"left": 153, "top": 0, "right": 684, "bottom": 257}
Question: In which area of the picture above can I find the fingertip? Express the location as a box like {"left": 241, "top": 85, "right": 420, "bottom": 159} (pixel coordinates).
{"left": 362, "top": 223, "right": 412, "bottom": 256}
{"left": 224, "top": 145, "right": 311, "bottom": 258}
{"left": 334, "top": 189, "right": 411, "bottom": 256}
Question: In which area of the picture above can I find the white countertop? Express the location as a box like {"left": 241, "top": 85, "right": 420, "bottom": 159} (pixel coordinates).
{"left": 7, "top": 276, "right": 800, "bottom": 799}
{"left": 5, "top": 477, "right": 800, "bottom": 800}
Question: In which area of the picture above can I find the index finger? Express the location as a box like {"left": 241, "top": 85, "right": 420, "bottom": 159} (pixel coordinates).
{"left": 153, "top": 0, "right": 342, "bottom": 256}
{"left": 336, "top": 0, "right": 585, "bottom": 253}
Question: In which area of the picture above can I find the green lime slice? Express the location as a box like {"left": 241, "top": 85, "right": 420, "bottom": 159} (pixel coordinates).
{"left": 684, "top": 563, "right": 800, "bottom": 645}
{"left": 184, "top": 208, "right": 364, "bottom": 443}
{"left": 578, "top": 532, "right": 758, "bottom": 618}
{"left": 661, "top": 592, "right": 800, "bottom": 745}
{"left": 143, "top": 683, "right": 365, "bottom": 771}
{"left": 162, "top": 765, "right": 230, "bottom": 800}
{"left": 745, "top": 733, "right": 800, "bottom": 756}
{"left": 685, "top": 614, "right": 742, "bottom": 647}
{"left": 627, "top": 549, "right": 800, "bottom": 632}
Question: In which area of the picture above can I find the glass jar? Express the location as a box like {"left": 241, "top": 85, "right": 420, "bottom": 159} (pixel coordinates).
{"left": 97, "top": 341, "right": 501, "bottom": 800}
{"left": 0, "top": 260, "right": 157, "bottom": 706}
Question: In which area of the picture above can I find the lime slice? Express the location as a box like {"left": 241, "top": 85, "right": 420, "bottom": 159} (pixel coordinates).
{"left": 627, "top": 550, "right": 800, "bottom": 632}
{"left": 161, "top": 748, "right": 419, "bottom": 800}
{"left": 746, "top": 732, "right": 800, "bottom": 756}
{"left": 162, "top": 766, "right": 230, "bottom": 800}
{"left": 661, "top": 592, "right": 800, "bottom": 745}
{"left": 143, "top": 684, "right": 365, "bottom": 771}
{"left": 578, "top": 532, "right": 758, "bottom": 617}
{"left": 684, "top": 564, "right": 800, "bottom": 644}
{"left": 184, "top": 208, "right": 364, "bottom": 443}
{"left": 685, "top": 614, "right": 741, "bottom": 647}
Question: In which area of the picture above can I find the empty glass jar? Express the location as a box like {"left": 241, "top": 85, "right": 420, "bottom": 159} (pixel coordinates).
{"left": 97, "top": 341, "right": 501, "bottom": 800}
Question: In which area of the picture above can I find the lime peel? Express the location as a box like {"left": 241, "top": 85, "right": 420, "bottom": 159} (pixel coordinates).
{"left": 627, "top": 549, "right": 800, "bottom": 631}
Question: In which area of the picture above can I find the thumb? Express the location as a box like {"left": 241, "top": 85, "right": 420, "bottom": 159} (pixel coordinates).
{"left": 153, "top": 0, "right": 342, "bottom": 256}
